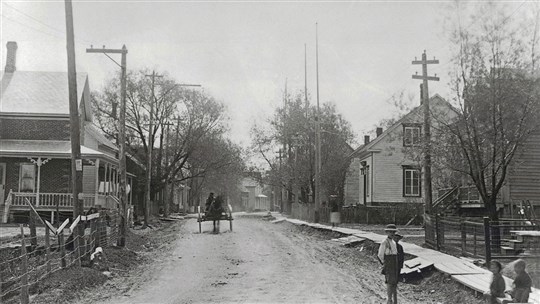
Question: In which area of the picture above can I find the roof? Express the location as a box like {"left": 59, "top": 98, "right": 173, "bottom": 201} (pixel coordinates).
{"left": 349, "top": 94, "right": 453, "bottom": 158}
{"left": 0, "top": 139, "right": 116, "bottom": 162}
{"left": 0, "top": 71, "right": 88, "bottom": 116}
{"left": 85, "top": 123, "right": 118, "bottom": 151}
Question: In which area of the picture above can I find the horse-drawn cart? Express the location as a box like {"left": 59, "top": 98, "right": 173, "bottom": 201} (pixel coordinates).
{"left": 197, "top": 204, "right": 233, "bottom": 233}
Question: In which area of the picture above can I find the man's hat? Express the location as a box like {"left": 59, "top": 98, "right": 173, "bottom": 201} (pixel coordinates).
{"left": 394, "top": 233, "right": 403, "bottom": 239}
{"left": 384, "top": 224, "right": 398, "bottom": 232}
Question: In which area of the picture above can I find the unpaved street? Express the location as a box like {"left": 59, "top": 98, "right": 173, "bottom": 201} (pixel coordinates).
{"left": 79, "top": 216, "right": 480, "bottom": 304}
{"left": 100, "top": 217, "right": 384, "bottom": 304}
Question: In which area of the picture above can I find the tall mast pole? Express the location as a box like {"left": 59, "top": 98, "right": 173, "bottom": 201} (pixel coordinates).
{"left": 305, "top": 43, "right": 309, "bottom": 110}
{"left": 314, "top": 23, "right": 322, "bottom": 222}
{"left": 143, "top": 71, "right": 162, "bottom": 228}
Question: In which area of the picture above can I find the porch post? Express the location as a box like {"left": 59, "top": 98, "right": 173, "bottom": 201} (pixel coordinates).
{"left": 115, "top": 168, "right": 119, "bottom": 196}
{"left": 36, "top": 157, "right": 41, "bottom": 206}
{"left": 94, "top": 159, "right": 100, "bottom": 207}
{"left": 104, "top": 163, "right": 109, "bottom": 196}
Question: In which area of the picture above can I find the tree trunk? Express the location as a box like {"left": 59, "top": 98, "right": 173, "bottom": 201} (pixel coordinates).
{"left": 163, "top": 182, "right": 170, "bottom": 218}
{"left": 486, "top": 195, "right": 501, "bottom": 254}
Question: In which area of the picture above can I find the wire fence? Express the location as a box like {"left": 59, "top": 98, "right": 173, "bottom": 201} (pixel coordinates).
{"left": 424, "top": 214, "right": 540, "bottom": 261}
{"left": 0, "top": 209, "right": 119, "bottom": 304}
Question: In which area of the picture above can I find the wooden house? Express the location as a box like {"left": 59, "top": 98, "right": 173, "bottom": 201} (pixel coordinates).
{"left": 345, "top": 94, "right": 455, "bottom": 208}
{"left": 0, "top": 41, "right": 132, "bottom": 223}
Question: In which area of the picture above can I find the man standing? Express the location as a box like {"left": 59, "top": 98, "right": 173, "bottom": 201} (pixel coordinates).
{"left": 394, "top": 233, "right": 405, "bottom": 279}
{"left": 378, "top": 224, "right": 399, "bottom": 304}
{"left": 205, "top": 193, "right": 214, "bottom": 213}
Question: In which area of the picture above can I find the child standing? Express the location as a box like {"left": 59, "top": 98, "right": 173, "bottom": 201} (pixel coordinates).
{"left": 378, "top": 224, "right": 399, "bottom": 304}
{"left": 485, "top": 261, "right": 505, "bottom": 304}
{"left": 393, "top": 233, "right": 405, "bottom": 278}
{"left": 511, "top": 259, "right": 532, "bottom": 303}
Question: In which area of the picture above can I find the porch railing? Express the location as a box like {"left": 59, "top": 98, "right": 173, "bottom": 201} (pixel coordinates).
{"left": 9, "top": 192, "right": 113, "bottom": 209}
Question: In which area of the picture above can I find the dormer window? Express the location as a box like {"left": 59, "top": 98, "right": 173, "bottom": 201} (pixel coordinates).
{"left": 403, "top": 124, "right": 422, "bottom": 147}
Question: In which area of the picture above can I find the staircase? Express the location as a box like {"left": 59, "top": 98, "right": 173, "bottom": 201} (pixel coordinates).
{"left": 433, "top": 187, "right": 460, "bottom": 216}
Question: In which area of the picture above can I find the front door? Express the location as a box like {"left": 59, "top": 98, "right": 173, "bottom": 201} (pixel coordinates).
{"left": 0, "top": 163, "right": 6, "bottom": 205}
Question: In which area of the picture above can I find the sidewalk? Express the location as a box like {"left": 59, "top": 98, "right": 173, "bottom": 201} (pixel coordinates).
{"left": 272, "top": 214, "right": 540, "bottom": 304}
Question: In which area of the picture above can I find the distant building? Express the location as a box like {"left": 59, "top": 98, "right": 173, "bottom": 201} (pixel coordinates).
{"left": 240, "top": 173, "right": 270, "bottom": 211}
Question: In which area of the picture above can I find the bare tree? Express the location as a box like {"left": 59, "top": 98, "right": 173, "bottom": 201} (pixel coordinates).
{"left": 92, "top": 69, "right": 245, "bottom": 216}
{"left": 444, "top": 1, "right": 540, "bottom": 220}
{"left": 251, "top": 90, "right": 355, "bottom": 207}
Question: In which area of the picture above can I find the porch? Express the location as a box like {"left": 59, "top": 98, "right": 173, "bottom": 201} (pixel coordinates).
{"left": 0, "top": 140, "right": 133, "bottom": 223}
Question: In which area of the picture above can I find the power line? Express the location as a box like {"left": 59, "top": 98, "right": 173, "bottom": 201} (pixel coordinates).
{"left": 2, "top": 14, "right": 66, "bottom": 41}
{"left": 2, "top": 3, "right": 93, "bottom": 46}
{"left": 4, "top": 2, "right": 67, "bottom": 36}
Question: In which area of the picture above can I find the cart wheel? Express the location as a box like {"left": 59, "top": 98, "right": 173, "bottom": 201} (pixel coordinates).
{"left": 199, "top": 220, "right": 202, "bottom": 233}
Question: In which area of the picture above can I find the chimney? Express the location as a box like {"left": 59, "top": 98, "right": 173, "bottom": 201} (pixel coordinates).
{"left": 376, "top": 127, "right": 383, "bottom": 137}
{"left": 364, "top": 135, "right": 370, "bottom": 145}
{"left": 4, "top": 41, "right": 17, "bottom": 73}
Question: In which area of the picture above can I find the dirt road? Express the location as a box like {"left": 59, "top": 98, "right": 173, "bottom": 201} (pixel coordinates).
{"left": 79, "top": 216, "right": 481, "bottom": 304}
{"left": 93, "top": 217, "right": 381, "bottom": 303}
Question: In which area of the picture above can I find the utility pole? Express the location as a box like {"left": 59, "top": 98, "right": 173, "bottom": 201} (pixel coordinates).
{"left": 161, "top": 121, "right": 174, "bottom": 218}
{"left": 276, "top": 149, "right": 284, "bottom": 212}
{"left": 412, "top": 50, "right": 439, "bottom": 215}
{"left": 86, "top": 45, "right": 128, "bottom": 247}
{"left": 143, "top": 71, "right": 162, "bottom": 228}
{"left": 314, "top": 22, "right": 322, "bottom": 223}
{"left": 64, "top": 0, "right": 83, "bottom": 229}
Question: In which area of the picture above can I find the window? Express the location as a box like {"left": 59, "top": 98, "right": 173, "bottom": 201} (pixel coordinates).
{"left": 19, "top": 164, "right": 36, "bottom": 192}
{"left": 403, "top": 166, "right": 421, "bottom": 197}
{"left": 403, "top": 124, "right": 422, "bottom": 147}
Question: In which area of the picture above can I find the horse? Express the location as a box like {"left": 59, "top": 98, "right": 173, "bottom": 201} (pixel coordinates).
{"left": 207, "top": 195, "right": 225, "bottom": 233}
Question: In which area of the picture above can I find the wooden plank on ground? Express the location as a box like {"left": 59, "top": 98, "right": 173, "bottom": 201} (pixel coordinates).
{"left": 435, "top": 261, "right": 490, "bottom": 275}
{"left": 330, "top": 235, "right": 366, "bottom": 247}
{"left": 401, "top": 257, "right": 433, "bottom": 275}
{"left": 451, "top": 274, "right": 490, "bottom": 293}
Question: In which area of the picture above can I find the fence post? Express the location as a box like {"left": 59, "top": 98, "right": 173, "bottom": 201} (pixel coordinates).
{"left": 473, "top": 225, "right": 477, "bottom": 256}
{"left": 20, "top": 225, "right": 30, "bottom": 304}
{"left": 366, "top": 209, "right": 369, "bottom": 225}
{"left": 29, "top": 211, "right": 38, "bottom": 249}
{"left": 74, "top": 233, "right": 81, "bottom": 266}
{"left": 90, "top": 218, "right": 96, "bottom": 252}
{"left": 483, "top": 217, "right": 491, "bottom": 263}
{"left": 461, "top": 221, "right": 466, "bottom": 256}
{"left": 59, "top": 232, "right": 66, "bottom": 268}
{"left": 435, "top": 214, "right": 440, "bottom": 251}
{"left": 45, "top": 227, "right": 51, "bottom": 274}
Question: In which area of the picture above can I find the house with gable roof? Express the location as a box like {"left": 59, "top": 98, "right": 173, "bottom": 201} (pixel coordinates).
{"left": 345, "top": 90, "right": 540, "bottom": 217}
{"left": 345, "top": 94, "right": 456, "bottom": 208}
{"left": 0, "top": 41, "right": 134, "bottom": 223}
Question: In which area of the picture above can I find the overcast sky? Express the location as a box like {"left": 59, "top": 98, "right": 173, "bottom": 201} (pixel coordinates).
{"left": 0, "top": 1, "right": 532, "bottom": 149}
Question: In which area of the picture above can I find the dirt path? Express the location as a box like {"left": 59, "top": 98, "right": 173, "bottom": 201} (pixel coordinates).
{"left": 76, "top": 217, "right": 482, "bottom": 304}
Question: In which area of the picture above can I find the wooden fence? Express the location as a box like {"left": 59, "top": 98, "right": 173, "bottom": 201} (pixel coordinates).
{"left": 424, "top": 214, "right": 540, "bottom": 262}
{"left": 290, "top": 203, "right": 424, "bottom": 225}
{"left": 0, "top": 210, "right": 119, "bottom": 303}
